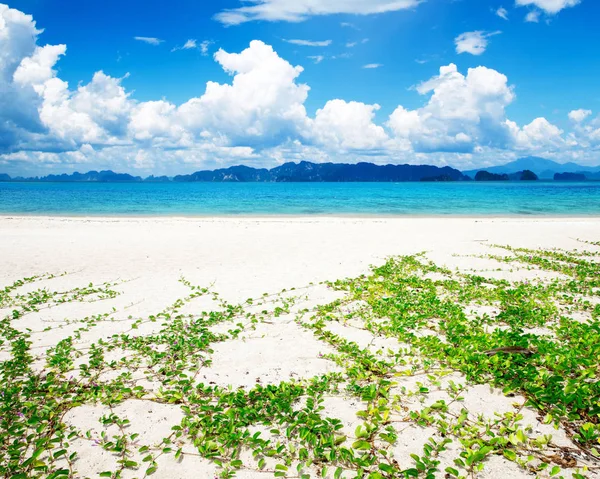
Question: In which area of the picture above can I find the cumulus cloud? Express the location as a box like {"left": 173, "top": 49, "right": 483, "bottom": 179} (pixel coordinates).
{"left": 284, "top": 39, "right": 332, "bottom": 47}
{"left": 506, "top": 117, "right": 564, "bottom": 150}
{"left": 312, "top": 100, "right": 388, "bottom": 150}
{"left": 134, "top": 36, "right": 164, "bottom": 45}
{"left": 455, "top": 31, "right": 501, "bottom": 55}
{"left": 215, "top": 0, "right": 422, "bottom": 25}
{"left": 176, "top": 40, "right": 311, "bottom": 144}
{"left": 568, "top": 109, "right": 592, "bottom": 123}
{"left": 515, "top": 0, "right": 580, "bottom": 15}
{"left": 0, "top": 4, "right": 49, "bottom": 149}
{"left": 0, "top": 3, "right": 589, "bottom": 174}
{"left": 13, "top": 45, "right": 66, "bottom": 85}
{"left": 388, "top": 63, "right": 517, "bottom": 152}
{"left": 525, "top": 10, "right": 541, "bottom": 22}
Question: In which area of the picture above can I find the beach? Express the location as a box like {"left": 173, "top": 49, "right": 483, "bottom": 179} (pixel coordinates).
{"left": 3, "top": 215, "right": 600, "bottom": 302}
{"left": 1, "top": 216, "right": 600, "bottom": 479}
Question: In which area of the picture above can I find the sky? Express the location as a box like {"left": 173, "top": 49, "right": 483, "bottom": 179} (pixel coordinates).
{"left": 1, "top": 0, "right": 600, "bottom": 176}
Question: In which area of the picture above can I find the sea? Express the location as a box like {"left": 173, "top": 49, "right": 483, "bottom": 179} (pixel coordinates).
{"left": 0, "top": 181, "right": 599, "bottom": 216}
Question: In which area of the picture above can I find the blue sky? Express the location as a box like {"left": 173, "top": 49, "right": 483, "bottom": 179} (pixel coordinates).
{"left": 1, "top": 0, "right": 599, "bottom": 175}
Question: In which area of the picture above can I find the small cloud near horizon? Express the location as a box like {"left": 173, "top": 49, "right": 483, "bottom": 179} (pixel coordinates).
{"left": 284, "top": 39, "right": 332, "bottom": 47}
{"left": 134, "top": 36, "right": 164, "bottom": 45}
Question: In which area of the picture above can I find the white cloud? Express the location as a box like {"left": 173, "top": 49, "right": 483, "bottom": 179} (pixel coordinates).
{"left": 200, "top": 40, "right": 214, "bottom": 56}
{"left": 363, "top": 63, "right": 383, "bottom": 69}
{"left": 506, "top": 117, "right": 564, "bottom": 149}
{"left": 171, "top": 39, "right": 213, "bottom": 55}
{"left": 525, "top": 10, "right": 541, "bottom": 21}
{"left": 346, "top": 38, "right": 369, "bottom": 48}
{"left": 568, "top": 109, "right": 592, "bottom": 123}
{"left": 172, "top": 39, "right": 197, "bottom": 52}
{"left": 388, "top": 63, "right": 517, "bottom": 152}
{"left": 134, "top": 36, "right": 164, "bottom": 46}
{"left": 129, "top": 101, "right": 180, "bottom": 141}
{"left": 0, "top": 3, "right": 48, "bottom": 148}
{"left": 181, "top": 39, "right": 197, "bottom": 49}
{"left": 515, "top": 0, "right": 580, "bottom": 15}
{"left": 284, "top": 39, "right": 332, "bottom": 47}
{"left": 455, "top": 31, "right": 501, "bottom": 56}
{"left": 0, "top": 3, "right": 592, "bottom": 174}
{"left": 13, "top": 44, "right": 66, "bottom": 85}
{"left": 312, "top": 100, "right": 388, "bottom": 150}
{"left": 34, "top": 71, "right": 133, "bottom": 145}
{"left": 308, "top": 55, "right": 324, "bottom": 64}
{"left": 496, "top": 7, "right": 509, "bottom": 19}
{"left": 215, "top": 0, "right": 422, "bottom": 25}
{"left": 176, "top": 40, "right": 311, "bottom": 143}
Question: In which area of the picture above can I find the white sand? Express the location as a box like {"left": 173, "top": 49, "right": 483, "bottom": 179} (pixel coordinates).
{"left": 1, "top": 215, "right": 599, "bottom": 479}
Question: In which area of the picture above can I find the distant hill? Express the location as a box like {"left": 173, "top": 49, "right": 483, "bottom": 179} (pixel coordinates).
{"left": 144, "top": 175, "right": 171, "bottom": 183}
{"left": 3, "top": 158, "right": 597, "bottom": 183}
{"left": 474, "top": 170, "right": 537, "bottom": 181}
{"left": 174, "top": 165, "right": 272, "bottom": 182}
{"left": 554, "top": 172, "right": 587, "bottom": 181}
{"left": 0, "top": 170, "right": 143, "bottom": 183}
{"left": 475, "top": 171, "right": 509, "bottom": 181}
{"left": 174, "top": 161, "right": 469, "bottom": 182}
{"left": 2, "top": 163, "right": 469, "bottom": 183}
{"left": 464, "top": 157, "right": 600, "bottom": 180}
{"left": 508, "top": 170, "right": 538, "bottom": 181}
{"left": 42, "top": 171, "right": 143, "bottom": 182}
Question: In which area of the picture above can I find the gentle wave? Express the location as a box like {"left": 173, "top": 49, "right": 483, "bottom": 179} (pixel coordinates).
{"left": 0, "top": 181, "right": 599, "bottom": 216}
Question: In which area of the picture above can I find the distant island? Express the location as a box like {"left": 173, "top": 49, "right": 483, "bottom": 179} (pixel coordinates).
{"left": 1, "top": 157, "right": 598, "bottom": 183}
{"left": 475, "top": 170, "right": 538, "bottom": 181}
{"left": 464, "top": 157, "right": 600, "bottom": 180}
{"left": 1, "top": 161, "right": 470, "bottom": 183}
{"left": 554, "top": 172, "right": 587, "bottom": 181}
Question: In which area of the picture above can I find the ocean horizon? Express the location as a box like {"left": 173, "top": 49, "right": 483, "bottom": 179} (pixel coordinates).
{"left": 1, "top": 180, "right": 599, "bottom": 216}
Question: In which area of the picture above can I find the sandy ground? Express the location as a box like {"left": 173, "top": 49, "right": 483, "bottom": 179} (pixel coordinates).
{"left": 2, "top": 216, "right": 599, "bottom": 303}
{"left": 1, "top": 215, "right": 600, "bottom": 479}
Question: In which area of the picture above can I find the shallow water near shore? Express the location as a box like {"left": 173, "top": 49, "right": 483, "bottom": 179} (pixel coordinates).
{"left": 1, "top": 181, "right": 599, "bottom": 216}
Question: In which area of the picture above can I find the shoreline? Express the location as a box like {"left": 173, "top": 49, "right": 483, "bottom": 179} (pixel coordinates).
{"left": 2, "top": 213, "right": 600, "bottom": 221}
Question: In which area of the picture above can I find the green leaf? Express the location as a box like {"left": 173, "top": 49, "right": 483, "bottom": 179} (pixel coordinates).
{"left": 352, "top": 440, "right": 371, "bottom": 450}
{"left": 503, "top": 449, "right": 517, "bottom": 461}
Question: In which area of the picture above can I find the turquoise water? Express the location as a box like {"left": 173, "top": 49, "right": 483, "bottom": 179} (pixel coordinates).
{"left": 0, "top": 181, "right": 599, "bottom": 216}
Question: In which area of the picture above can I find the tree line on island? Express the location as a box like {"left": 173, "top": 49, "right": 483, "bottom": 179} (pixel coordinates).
{"left": 1, "top": 157, "right": 599, "bottom": 183}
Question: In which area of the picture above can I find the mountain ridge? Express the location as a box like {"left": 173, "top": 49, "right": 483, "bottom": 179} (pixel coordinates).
{"left": 1, "top": 161, "right": 470, "bottom": 183}
{"left": 1, "top": 158, "right": 599, "bottom": 182}
{"left": 463, "top": 157, "right": 600, "bottom": 179}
